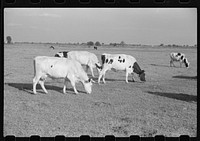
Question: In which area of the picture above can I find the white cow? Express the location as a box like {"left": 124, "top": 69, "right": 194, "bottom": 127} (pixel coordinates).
{"left": 98, "top": 53, "right": 146, "bottom": 84}
{"left": 170, "top": 52, "right": 189, "bottom": 68}
{"left": 33, "top": 56, "right": 93, "bottom": 94}
{"left": 55, "top": 51, "right": 102, "bottom": 77}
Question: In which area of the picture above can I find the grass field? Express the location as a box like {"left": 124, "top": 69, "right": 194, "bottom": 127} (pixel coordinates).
{"left": 4, "top": 43, "right": 197, "bottom": 137}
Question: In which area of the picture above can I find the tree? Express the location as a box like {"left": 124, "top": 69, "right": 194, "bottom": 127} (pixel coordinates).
{"left": 120, "top": 41, "right": 125, "bottom": 46}
{"left": 6, "top": 36, "right": 12, "bottom": 44}
{"left": 87, "top": 41, "right": 94, "bottom": 47}
{"left": 95, "top": 41, "right": 101, "bottom": 46}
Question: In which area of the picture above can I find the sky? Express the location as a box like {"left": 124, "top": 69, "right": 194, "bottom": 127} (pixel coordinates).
{"left": 4, "top": 8, "right": 197, "bottom": 46}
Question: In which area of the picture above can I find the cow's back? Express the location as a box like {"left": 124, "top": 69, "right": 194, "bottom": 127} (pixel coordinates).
{"left": 68, "top": 51, "right": 97, "bottom": 65}
{"left": 34, "top": 56, "right": 72, "bottom": 78}
{"left": 102, "top": 54, "right": 136, "bottom": 70}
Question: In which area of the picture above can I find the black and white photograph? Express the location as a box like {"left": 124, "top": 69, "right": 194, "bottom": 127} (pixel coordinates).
{"left": 4, "top": 8, "right": 197, "bottom": 137}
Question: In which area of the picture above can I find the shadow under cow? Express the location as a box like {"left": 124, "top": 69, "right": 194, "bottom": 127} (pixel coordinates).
{"left": 146, "top": 91, "right": 197, "bottom": 103}
{"left": 172, "top": 75, "right": 197, "bottom": 80}
{"left": 5, "top": 83, "right": 86, "bottom": 95}
{"left": 150, "top": 64, "right": 170, "bottom": 68}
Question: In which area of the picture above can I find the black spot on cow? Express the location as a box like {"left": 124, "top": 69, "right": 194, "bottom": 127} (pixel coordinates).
{"left": 129, "top": 66, "right": 131, "bottom": 68}
{"left": 183, "top": 58, "right": 186, "bottom": 63}
{"left": 51, "top": 65, "right": 53, "bottom": 68}
{"left": 118, "top": 60, "right": 122, "bottom": 63}
{"left": 123, "top": 59, "right": 125, "bottom": 63}
{"left": 119, "top": 56, "right": 121, "bottom": 59}
{"left": 101, "top": 55, "right": 106, "bottom": 64}
{"left": 180, "top": 55, "right": 184, "bottom": 60}
{"left": 63, "top": 51, "right": 68, "bottom": 58}
{"left": 106, "top": 59, "right": 109, "bottom": 63}
{"left": 177, "top": 53, "right": 181, "bottom": 56}
{"left": 183, "top": 58, "right": 189, "bottom": 68}
{"left": 108, "top": 59, "right": 113, "bottom": 64}
{"left": 55, "top": 54, "right": 59, "bottom": 57}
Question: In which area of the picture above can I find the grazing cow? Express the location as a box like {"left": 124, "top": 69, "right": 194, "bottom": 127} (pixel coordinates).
{"left": 33, "top": 56, "right": 93, "bottom": 94}
{"left": 170, "top": 52, "right": 189, "bottom": 68}
{"left": 50, "top": 46, "right": 55, "bottom": 49}
{"left": 54, "top": 51, "right": 102, "bottom": 77}
{"left": 98, "top": 53, "right": 146, "bottom": 84}
{"left": 94, "top": 46, "right": 97, "bottom": 50}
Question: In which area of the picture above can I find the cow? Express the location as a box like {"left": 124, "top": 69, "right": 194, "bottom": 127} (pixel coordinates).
{"left": 33, "top": 56, "right": 93, "bottom": 95}
{"left": 54, "top": 51, "right": 102, "bottom": 78}
{"left": 55, "top": 51, "right": 68, "bottom": 58}
{"left": 49, "top": 46, "right": 55, "bottom": 49}
{"left": 170, "top": 52, "right": 189, "bottom": 68}
{"left": 94, "top": 46, "right": 97, "bottom": 50}
{"left": 98, "top": 53, "right": 146, "bottom": 84}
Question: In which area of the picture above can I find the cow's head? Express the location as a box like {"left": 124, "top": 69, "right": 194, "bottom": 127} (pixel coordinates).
{"left": 139, "top": 70, "right": 146, "bottom": 82}
{"left": 83, "top": 78, "right": 95, "bottom": 94}
{"left": 183, "top": 58, "right": 190, "bottom": 68}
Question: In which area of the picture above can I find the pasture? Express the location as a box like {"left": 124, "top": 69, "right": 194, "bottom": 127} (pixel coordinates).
{"left": 4, "top": 43, "right": 197, "bottom": 137}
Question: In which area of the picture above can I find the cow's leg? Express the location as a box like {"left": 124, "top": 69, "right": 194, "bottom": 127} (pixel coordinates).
{"left": 170, "top": 60, "right": 172, "bottom": 67}
{"left": 33, "top": 74, "right": 42, "bottom": 94}
{"left": 90, "top": 66, "right": 95, "bottom": 78}
{"left": 102, "top": 73, "right": 106, "bottom": 84}
{"left": 125, "top": 70, "right": 129, "bottom": 83}
{"left": 38, "top": 76, "right": 48, "bottom": 94}
{"left": 63, "top": 79, "right": 68, "bottom": 94}
{"left": 98, "top": 73, "right": 102, "bottom": 84}
{"left": 98, "top": 70, "right": 103, "bottom": 84}
{"left": 132, "top": 73, "right": 135, "bottom": 82}
{"left": 98, "top": 68, "right": 107, "bottom": 84}
{"left": 87, "top": 63, "right": 95, "bottom": 77}
{"left": 170, "top": 60, "right": 175, "bottom": 67}
{"left": 71, "top": 81, "right": 78, "bottom": 94}
{"left": 85, "top": 65, "right": 89, "bottom": 73}
{"left": 67, "top": 75, "right": 78, "bottom": 94}
{"left": 171, "top": 60, "right": 175, "bottom": 67}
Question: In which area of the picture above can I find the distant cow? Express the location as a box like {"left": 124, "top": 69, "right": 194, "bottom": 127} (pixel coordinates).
{"left": 170, "top": 52, "right": 189, "bottom": 68}
{"left": 94, "top": 46, "right": 97, "bottom": 50}
{"left": 50, "top": 46, "right": 55, "bottom": 49}
{"left": 54, "top": 51, "right": 102, "bottom": 77}
{"left": 33, "top": 56, "right": 93, "bottom": 94}
{"left": 98, "top": 53, "right": 146, "bottom": 84}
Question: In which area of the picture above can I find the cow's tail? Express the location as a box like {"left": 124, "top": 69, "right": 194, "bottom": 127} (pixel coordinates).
{"left": 33, "top": 58, "right": 36, "bottom": 77}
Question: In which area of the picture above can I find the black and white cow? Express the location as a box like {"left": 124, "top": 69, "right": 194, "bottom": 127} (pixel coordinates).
{"left": 98, "top": 53, "right": 146, "bottom": 84}
{"left": 170, "top": 52, "right": 190, "bottom": 68}
{"left": 49, "top": 46, "right": 55, "bottom": 49}
{"left": 54, "top": 51, "right": 102, "bottom": 77}
{"left": 55, "top": 51, "right": 68, "bottom": 58}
